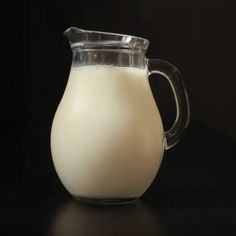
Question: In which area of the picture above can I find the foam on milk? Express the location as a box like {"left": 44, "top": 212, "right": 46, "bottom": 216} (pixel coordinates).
{"left": 51, "top": 65, "right": 164, "bottom": 198}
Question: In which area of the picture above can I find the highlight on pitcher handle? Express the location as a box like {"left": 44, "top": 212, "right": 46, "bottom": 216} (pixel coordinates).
{"left": 147, "top": 59, "right": 190, "bottom": 150}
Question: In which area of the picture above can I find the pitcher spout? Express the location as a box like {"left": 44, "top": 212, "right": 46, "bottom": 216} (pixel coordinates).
{"left": 64, "top": 27, "right": 87, "bottom": 48}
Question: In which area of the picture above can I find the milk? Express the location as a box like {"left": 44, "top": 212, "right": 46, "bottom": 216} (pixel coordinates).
{"left": 51, "top": 66, "right": 164, "bottom": 199}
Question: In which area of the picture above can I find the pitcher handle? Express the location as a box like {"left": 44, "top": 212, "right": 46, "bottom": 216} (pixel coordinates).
{"left": 147, "top": 59, "right": 190, "bottom": 150}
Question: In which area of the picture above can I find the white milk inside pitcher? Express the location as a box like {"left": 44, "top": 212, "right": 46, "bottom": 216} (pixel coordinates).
{"left": 51, "top": 65, "right": 164, "bottom": 199}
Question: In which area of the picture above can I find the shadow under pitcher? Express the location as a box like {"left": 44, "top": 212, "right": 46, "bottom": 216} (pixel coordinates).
{"left": 50, "top": 27, "right": 190, "bottom": 205}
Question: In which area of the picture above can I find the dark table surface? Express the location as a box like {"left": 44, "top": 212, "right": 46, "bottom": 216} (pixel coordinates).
{"left": 1, "top": 123, "right": 236, "bottom": 236}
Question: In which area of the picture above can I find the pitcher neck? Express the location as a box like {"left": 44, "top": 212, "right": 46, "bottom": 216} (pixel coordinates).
{"left": 72, "top": 50, "right": 147, "bottom": 69}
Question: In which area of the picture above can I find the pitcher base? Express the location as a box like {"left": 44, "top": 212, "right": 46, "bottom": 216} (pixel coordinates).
{"left": 73, "top": 196, "right": 138, "bottom": 205}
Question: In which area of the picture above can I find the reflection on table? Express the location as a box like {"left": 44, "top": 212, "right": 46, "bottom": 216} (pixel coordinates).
{"left": 48, "top": 200, "right": 163, "bottom": 236}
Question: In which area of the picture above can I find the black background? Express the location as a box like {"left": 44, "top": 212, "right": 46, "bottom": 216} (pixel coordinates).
{"left": 2, "top": 0, "right": 236, "bottom": 235}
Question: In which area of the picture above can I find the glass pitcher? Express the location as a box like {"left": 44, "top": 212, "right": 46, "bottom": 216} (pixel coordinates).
{"left": 51, "top": 27, "right": 190, "bottom": 204}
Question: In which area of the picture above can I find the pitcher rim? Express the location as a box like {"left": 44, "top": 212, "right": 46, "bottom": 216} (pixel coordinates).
{"left": 64, "top": 27, "right": 149, "bottom": 52}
